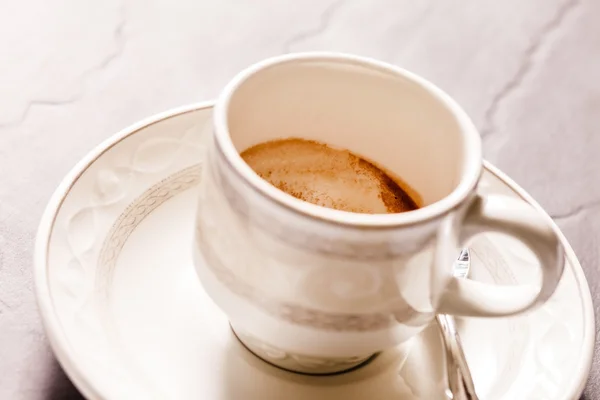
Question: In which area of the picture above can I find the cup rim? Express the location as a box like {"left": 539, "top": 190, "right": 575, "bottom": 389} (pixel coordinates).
{"left": 214, "top": 52, "right": 482, "bottom": 227}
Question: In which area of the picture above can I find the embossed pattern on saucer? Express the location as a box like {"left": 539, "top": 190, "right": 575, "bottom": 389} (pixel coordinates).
{"left": 34, "top": 103, "right": 595, "bottom": 400}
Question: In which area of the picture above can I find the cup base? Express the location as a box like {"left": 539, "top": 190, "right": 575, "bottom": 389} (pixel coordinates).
{"left": 230, "top": 324, "right": 377, "bottom": 375}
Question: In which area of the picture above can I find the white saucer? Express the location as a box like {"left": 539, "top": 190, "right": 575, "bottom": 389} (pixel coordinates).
{"left": 35, "top": 103, "right": 595, "bottom": 400}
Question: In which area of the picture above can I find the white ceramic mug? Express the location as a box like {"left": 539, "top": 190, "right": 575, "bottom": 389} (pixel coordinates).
{"left": 193, "top": 53, "right": 564, "bottom": 374}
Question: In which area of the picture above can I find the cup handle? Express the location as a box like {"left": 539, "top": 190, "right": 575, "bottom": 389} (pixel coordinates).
{"left": 436, "top": 193, "right": 565, "bottom": 317}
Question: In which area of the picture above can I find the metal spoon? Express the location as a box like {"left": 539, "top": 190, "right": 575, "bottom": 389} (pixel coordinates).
{"left": 436, "top": 248, "right": 479, "bottom": 400}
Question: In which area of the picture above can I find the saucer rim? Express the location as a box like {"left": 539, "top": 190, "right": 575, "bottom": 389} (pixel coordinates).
{"left": 33, "top": 101, "right": 595, "bottom": 400}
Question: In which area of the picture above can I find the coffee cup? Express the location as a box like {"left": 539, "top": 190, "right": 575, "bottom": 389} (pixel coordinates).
{"left": 193, "top": 53, "right": 564, "bottom": 374}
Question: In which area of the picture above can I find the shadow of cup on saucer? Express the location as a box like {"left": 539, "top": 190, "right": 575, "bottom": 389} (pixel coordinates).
{"left": 219, "top": 323, "right": 447, "bottom": 400}
{"left": 230, "top": 324, "right": 378, "bottom": 375}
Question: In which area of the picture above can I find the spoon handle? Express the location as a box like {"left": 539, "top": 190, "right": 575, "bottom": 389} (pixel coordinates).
{"left": 436, "top": 314, "right": 479, "bottom": 400}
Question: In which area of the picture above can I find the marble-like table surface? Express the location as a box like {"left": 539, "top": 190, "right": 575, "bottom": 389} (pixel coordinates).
{"left": 0, "top": 0, "right": 598, "bottom": 398}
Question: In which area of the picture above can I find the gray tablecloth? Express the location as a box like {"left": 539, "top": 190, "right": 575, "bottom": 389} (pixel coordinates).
{"left": 1, "top": 1, "right": 598, "bottom": 398}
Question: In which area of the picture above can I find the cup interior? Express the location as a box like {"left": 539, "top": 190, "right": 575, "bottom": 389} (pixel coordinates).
{"left": 220, "top": 54, "right": 480, "bottom": 215}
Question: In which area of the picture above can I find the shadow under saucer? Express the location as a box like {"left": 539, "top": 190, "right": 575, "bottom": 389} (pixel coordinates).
{"left": 42, "top": 355, "right": 85, "bottom": 400}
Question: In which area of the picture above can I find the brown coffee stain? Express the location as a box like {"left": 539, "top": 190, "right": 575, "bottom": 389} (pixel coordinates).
{"left": 354, "top": 158, "right": 419, "bottom": 213}
{"left": 241, "top": 138, "right": 421, "bottom": 214}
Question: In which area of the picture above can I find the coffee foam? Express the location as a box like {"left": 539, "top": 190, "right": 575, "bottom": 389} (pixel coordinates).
{"left": 241, "top": 138, "right": 419, "bottom": 214}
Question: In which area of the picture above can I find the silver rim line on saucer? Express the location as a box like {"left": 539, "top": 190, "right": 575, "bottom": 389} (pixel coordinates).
{"left": 34, "top": 102, "right": 596, "bottom": 400}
